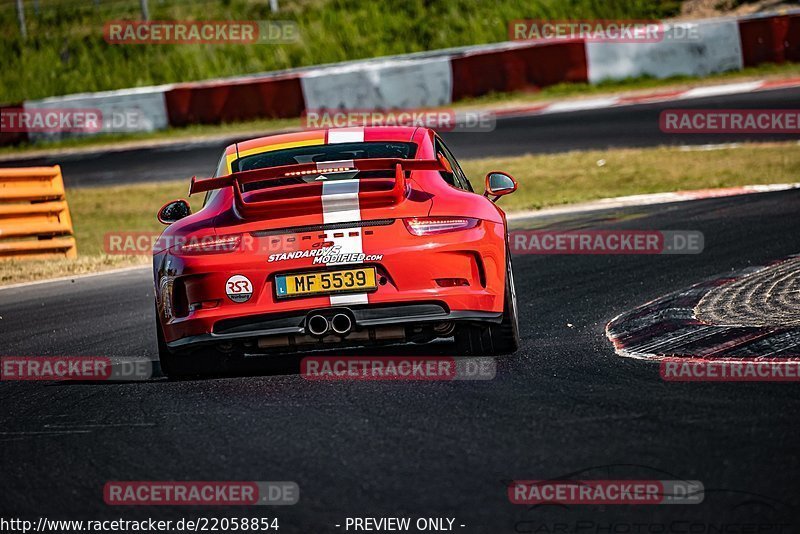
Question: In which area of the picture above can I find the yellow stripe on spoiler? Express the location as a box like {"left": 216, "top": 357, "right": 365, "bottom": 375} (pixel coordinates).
{"left": 225, "top": 138, "right": 325, "bottom": 173}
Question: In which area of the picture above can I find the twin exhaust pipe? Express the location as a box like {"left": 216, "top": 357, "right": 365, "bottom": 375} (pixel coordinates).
{"left": 307, "top": 313, "right": 353, "bottom": 337}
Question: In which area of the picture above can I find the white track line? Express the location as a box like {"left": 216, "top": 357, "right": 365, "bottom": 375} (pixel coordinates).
{"left": 0, "top": 264, "right": 149, "bottom": 292}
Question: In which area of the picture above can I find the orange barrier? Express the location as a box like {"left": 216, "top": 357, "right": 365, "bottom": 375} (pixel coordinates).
{"left": 0, "top": 166, "right": 77, "bottom": 259}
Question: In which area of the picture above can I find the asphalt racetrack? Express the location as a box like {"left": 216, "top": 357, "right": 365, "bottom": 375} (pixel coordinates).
{"left": 2, "top": 86, "right": 799, "bottom": 187}
{"left": 2, "top": 187, "right": 799, "bottom": 529}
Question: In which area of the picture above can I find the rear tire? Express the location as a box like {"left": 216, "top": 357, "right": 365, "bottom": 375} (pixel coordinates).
{"left": 157, "top": 314, "right": 232, "bottom": 378}
{"left": 455, "top": 248, "right": 520, "bottom": 355}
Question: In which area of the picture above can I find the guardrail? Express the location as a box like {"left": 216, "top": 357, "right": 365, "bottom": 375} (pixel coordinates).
{"left": 0, "top": 166, "right": 77, "bottom": 259}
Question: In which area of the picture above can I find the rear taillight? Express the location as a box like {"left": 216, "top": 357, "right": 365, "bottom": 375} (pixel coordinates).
{"left": 173, "top": 234, "right": 242, "bottom": 255}
{"left": 404, "top": 217, "right": 479, "bottom": 236}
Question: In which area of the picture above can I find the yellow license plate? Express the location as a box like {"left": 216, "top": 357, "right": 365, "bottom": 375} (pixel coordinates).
{"left": 275, "top": 267, "right": 377, "bottom": 298}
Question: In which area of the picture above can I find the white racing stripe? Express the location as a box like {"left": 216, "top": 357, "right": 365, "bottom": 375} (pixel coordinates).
{"left": 327, "top": 127, "right": 365, "bottom": 144}
{"left": 322, "top": 128, "right": 368, "bottom": 306}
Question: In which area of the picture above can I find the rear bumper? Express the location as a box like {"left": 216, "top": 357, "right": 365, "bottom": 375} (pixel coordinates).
{"left": 156, "top": 218, "right": 508, "bottom": 348}
{"left": 166, "top": 302, "right": 501, "bottom": 351}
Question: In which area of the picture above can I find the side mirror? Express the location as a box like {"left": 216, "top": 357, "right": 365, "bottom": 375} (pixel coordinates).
{"left": 484, "top": 171, "right": 518, "bottom": 201}
{"left": 158, "top": 199, "right": 192, "bottom": 225}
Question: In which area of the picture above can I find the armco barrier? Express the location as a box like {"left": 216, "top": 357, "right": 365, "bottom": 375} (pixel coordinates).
{"left": 165, "top": 74, "right": 304, "bottom": 126}
{"left": 586, "top": 19, "right": 743, "bottom": 83}
{"left": 450, "top": 41, "right": 588, "bottom": 100}
{"left": 300, "top": 57, "right": 453, "bottom": 110}
{"left": 0, "top": 103, "right": 28, "bottom": 147}
{"left": 0, "top": 166, "right": 77, "bottom": 260}
{"left": 790, "top": 14, "right": 800, "bottom": 62}
{"left": 23, "top": 86, "right": 170, "bottom": 143}
{"left": 739, "top": 13, "right": 800, "bottom": 66}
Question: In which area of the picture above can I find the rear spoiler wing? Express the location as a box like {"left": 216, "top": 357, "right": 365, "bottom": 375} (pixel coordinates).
{"left": 188, "top": 158, "right": 446, "bottom": 218}
{"left": 189, "top": 158, "right": 444, "bottom": 195}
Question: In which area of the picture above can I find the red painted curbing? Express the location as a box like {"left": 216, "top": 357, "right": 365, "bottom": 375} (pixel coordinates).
{"left": 0, "top": 103, "right": 29, "bottom": 146}
{"left": 165, "top": 74, "right": 305, "bottom": 127}
{"left": 450, "top": 41, "right": 588, "bottom": 101}
{"left": 738, "top": 13, "right": 800, "bottom": 66}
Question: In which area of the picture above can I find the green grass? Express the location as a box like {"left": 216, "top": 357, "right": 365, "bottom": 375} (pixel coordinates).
{"left": 460, "top": 142, "right": 800, "bottom": 211}
{"left": 67, "top": 181, "right": 206, "bottom": 256}
{"left": 0, "top": 0, "right": 682, "bottom": 103}
{"left": 2, "top": 141, "right": 798, "bottom": 285}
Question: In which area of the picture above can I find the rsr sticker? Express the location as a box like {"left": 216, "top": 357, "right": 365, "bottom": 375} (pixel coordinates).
{"left": 226, "top": 275, "right": 253, "bottom": 303}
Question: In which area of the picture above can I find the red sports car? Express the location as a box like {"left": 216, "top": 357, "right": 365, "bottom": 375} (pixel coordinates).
{"left": 154, "top": 126, "right": 519, "bottom": 376}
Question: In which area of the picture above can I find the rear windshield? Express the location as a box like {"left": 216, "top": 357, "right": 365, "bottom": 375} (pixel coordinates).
{"left": 234, "top": 141, "right": 418, "bottom": 193}
{"left": 234, "top": 141, "right": 417, "bottom": 172}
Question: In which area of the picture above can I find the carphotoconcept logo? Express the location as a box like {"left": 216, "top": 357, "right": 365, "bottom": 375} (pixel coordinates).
{"left": 0, "top": 108, "right": 101, "bottom": 133}
{"left": 510, "top": 230, "right": 704, "bottom": 255}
